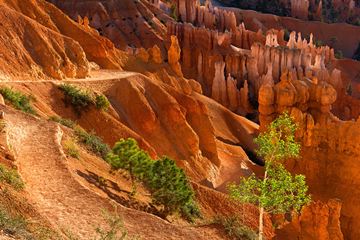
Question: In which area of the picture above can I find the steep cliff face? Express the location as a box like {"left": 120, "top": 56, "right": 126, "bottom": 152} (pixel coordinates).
{"left": 0, "top": 0, "right": 126, "bottom": 80}
{"left": 48, "top": 0, "right": 171, "bottom": 51}
{"left": 276, "top": 199, "right": 344, "bottom": 240}
{"left": 219, "top": 0, "right": 359, "bottom": 25}
{"left": 230, "top": 8, "right": 360, "bottom": 58}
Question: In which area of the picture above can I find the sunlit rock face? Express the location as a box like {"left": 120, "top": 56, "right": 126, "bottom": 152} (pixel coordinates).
{"left": 49, "top": 0, "right": 171, "bottom": 52}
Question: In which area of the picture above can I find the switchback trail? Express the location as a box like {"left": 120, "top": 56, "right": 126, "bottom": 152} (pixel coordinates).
{"left": 2, "top": 103, "right": 224, "bottom": 239}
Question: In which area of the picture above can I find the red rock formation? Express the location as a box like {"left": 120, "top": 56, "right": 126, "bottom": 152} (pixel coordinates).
{"left": 230, "top": 7, "right": 360, "bottom": 58}
{"left": 0, "top": 0, "right": 128, "bottom": 81}
{"left": 168, "top": 12, "right": 338, "bottom": 117}
{"left": 168, "top": 35, "right": 183, "bottom": 77}
{"left": 276, "top": 199, "right": 344, "bottom": 240}
{"left": 148, "top": 45, "right": 163, "bottom": 64}
{"left": 257, "top": 69, "right": 360, "bottom": 239}
{"left": 291, "top": 0, "right": 310, "bottom": 20}
{"left": 49, "top": 0, "right": 171, "bottom": 51}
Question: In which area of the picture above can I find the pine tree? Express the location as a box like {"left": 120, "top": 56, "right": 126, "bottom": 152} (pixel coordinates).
{"left": 106, "top": 138, "right": 200, "bottom": 219}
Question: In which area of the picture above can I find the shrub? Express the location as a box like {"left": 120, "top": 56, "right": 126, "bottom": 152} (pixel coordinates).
{"left": 107, "top": 138, "right": 200, "bottom": 219}
{"left": 95, "top": 95, "right": 110, "bottom": 111}
{"left": 335, "top": 50, "right": 343, "bottom": 59}
{"left": 74, "top": 127, "right": 110, "bottom": 159}
{"left": 0, "top": 164, "right": 24, "bottom": 190}
{"left": 49, "top": 116, "right": 110, "bottom": 159}
{"left": 216, "top": 216, "right": 257, "bottom": 240}
{"left": 170, "top": 3, "right": 178, "bottom": 21}
{"left": 0, "top": 207, "right": 30, "bottom": 238}
{"left": 49, "top": 116, "right": 76, "bottom": 129}
{"left": 0, "top": 87, "right": 36, "bottom": 114}
{"left": 59, "top": 84, "right": 94, "bottom": 114}
{"left": 95, "top": 209, "right": 135, "bottom": 240}
{"left": 59, "top": 84, "right": 110, "bottom": 114}
{"left": 64, "top": 139, "right": 80, "bottom": 159}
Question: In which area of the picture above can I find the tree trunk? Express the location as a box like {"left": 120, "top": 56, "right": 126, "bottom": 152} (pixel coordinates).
{"left": 259, "top": 206, "right": 264, "bottom": 240}
{"left": 259, "top": 169, "right": 268, "bottom": 240}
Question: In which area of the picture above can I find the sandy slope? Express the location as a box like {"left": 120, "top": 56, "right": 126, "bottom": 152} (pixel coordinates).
{"left": 2, "top": 106, "right": 227, "bottom": 239}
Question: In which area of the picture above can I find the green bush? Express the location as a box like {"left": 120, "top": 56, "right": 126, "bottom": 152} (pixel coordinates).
{"left": 216, "top": 216, "right": 257, "bottom": 240}
{"left": 59, "top": 84, "right": 110, "bottom": 114}
{"left": 106, "top": 138, "right": 200, "bottom": 219}
{"left": 49, "top": 116, "right": 76, "bottom": 129}
{"left": 49, "top": 115, "right": 110, "bottom": 159}
{"left": 59, "top": 84, "right": 94, "bottom": 114}
{"left": 314, "top": 39, "right": 323, "bottom": 47}
{"left": 74, "top": 127, "right": 110, "bottom": 159}
{"left": 0, "top": 87, "right": 36, "bottom": 114}
{"left": 95, "top": 95, "right": 110, "bottom": 111}
{"left": 0, "top": 164, "right": 24, "bottom": 190}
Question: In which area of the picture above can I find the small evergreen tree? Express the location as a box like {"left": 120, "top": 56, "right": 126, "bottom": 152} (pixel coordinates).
{"left": 107, "top": 139, "right": 151, "bottom": 195}
{"left": 228, "top": 113, "right": 311, "bottom": 240}
{"left": 148, "top": 157, "right": 194, "bottom": 216}
{"left": 106, "top": 138, "right": 200, "bottom": 219}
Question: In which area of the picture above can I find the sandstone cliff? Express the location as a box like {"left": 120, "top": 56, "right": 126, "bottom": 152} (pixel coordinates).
{"left": 0, "top": 0, "right": 126, "bottom": 80}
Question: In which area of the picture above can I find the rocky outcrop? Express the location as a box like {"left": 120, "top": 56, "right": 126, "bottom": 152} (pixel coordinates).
{"left": 148, "top": 45, "right": 163, "bottom": 64}
{"left": 277, "top": 199, "right": 344, "bottom": 240}
{"left": 49, "top": 0, "right": 171, "bottom": 51}
{"left": 0, "top": 0, "right": 131, "bottom": 80}
{"left": 0, "top": 1, "right": 91, "bottom": 79}
{"left": 168, "top": 12, "right": 338, "bottom": 116}
{"left": 168, "top": 36, "right": 183, "bottom": 77}
{"left": 258, "top": 70, "right": 360, "bottom": 239}
{"left": 258, "top": 70, "right": 337, "bottom": 132}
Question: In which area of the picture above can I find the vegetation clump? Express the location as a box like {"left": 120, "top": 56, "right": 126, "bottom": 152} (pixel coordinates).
{"left": 215, "top": 216, "right": 257, "bottom": 240}
{"left": 64, "top": 139, "right": 80, "bottom": 159}
{"left": 49, "top": 116, "right": 76, "bottom": 129}
{"left": 49, "top": 116, "right": 110, "bottom": 159}
{"left": 228, "top": 113, "right": 311, "bottom": 240}
{"left": 95, "top": 209, "right": 138, "bottom": 240}
{"left": 0, "top": 164, "right": 24, "bottom": 190}
{"left": 0, "top": 207, "right": 30, "bottom": 238}
{"left": 95, "top": 95, "right": 110, "bottom": 111}
{"left": 59, "top": 84, "right": 110, "bottom": 114}
{"left": 74, "top": 127, "right": 111, "bottom": 159}
{"left": 0, "top": 87, "right": 36, "bottom": 114}
{"left": 107, "top": 138, "right": 200, "bottom": 220}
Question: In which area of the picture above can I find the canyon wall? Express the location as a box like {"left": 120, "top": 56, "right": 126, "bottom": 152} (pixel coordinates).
{"left": 276, "top": 199, "right": 344, "bottom": 240}
{"left": 167, "top": 2, "right": 337, "bottom": 117}
{"left": 220, "top": 0, "right": 359, "bottom": 25}
{"left": 164, "top": 1, "right": 360, "bottom": 239}
{"left": 49, "top": 0, "right": 171, "bottom": 51}
{"left": 0, "top": 0, "right": 129, "bottom": 80}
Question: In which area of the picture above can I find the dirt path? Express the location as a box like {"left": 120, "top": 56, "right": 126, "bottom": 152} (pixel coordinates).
{"left": 0, "top": 70, "right": 138, "bottom": 84}
{"left": 3, "top": 106, "right": 224, "bottom": 240}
